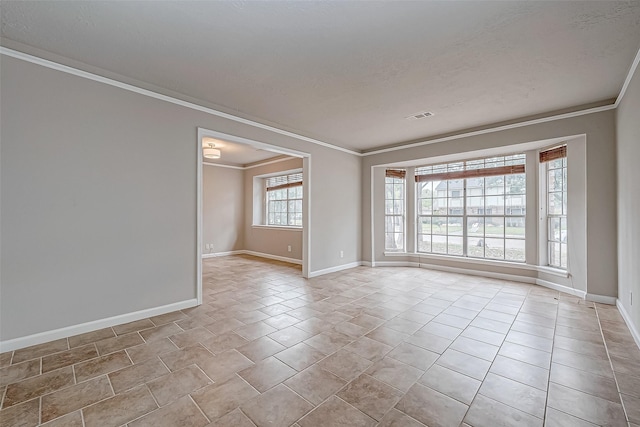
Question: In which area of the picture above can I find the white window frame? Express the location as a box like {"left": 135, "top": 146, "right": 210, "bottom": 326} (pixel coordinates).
{"left": 545, "top": 153, "right": 568, "bottom": 269}
{"left": 385, "top": 171, "right": 406, "bottom": 252}
{"left": 264, "top": 171, "right": 303, "bottom": 227}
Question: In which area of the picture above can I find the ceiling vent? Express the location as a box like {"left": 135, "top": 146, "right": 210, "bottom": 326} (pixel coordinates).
{"left": 405, "top": 111, "right": 434, "bottom": 120}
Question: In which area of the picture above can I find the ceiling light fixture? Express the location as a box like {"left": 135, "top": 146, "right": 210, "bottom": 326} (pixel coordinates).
{"left": 202, "top": 137, "right": 222, "bottom": 159}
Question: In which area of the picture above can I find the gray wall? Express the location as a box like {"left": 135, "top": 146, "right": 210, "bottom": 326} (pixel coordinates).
{"left": 1, "top": 55, "right": 361, "bottom": 341}
{"left": 202, "top": 165, "right": 244, "bottom": 254}
{"left": 617, "top": 64, "right": 640, "bottom": 332}
{"left": 243, "top": 158, "right": 304, "bottom": 260}
{"left": 362, "top": 110, "right": 618, "bottom": 298}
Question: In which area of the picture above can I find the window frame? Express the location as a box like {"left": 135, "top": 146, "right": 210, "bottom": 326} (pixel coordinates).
{"left": 415, "top": 155, "right": 527, "bottom": 262}
{"left": 384, "top": 170, "right": 406, "bottom": 252}
{"left": 264, "top": 172, "right": 303, "bottom": 228}
{"left": 544, "top": 152, "right": 568, "bottom": 270}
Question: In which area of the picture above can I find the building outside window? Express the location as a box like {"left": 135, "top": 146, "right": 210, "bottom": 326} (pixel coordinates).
{"left": 265, "top": 172, "right": 303, "bottom": 227}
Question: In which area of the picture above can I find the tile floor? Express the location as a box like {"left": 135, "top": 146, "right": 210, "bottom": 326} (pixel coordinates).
{"left": 1, "top": 255, "right": 639, "bottom": 427}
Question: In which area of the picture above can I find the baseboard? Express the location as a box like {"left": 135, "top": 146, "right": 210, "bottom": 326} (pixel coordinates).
{"left": 243, "top": 250, "right": 302, "bottom": 265}
{"left": 419, "top": 262, "right": 536, "bottom": 285}
{"left": 202, "top": 250, "right": 243, "bottom": 259}
{"left": 360, "top": 261, "right": 373, "bottom": 267}
{"left": 537, "top": 279, "right": 587, "bottom": 299}
{"left": 375, "top": 261, "right": 421, "bottom": 268}
{"left": 617, "top": 299, "right": 640, "bottom": 350}
{"left": 0, "top": 299, "right": 198, "bottom": 353}
{"left": 586, "top": 293, "right": 617, "bottom": 305}
{"left": 308, "top": 262, "right": 361, "bottom": 278}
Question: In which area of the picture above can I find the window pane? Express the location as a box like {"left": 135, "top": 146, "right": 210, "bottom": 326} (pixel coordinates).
{"left": 549, "top": 217, "right": 561, "bottom": 242}
{"left": 432, "top": 217, "right": 447, "bottom": 235}
{"left": 549, "top": 242, "right": 561, "bottom": 267}
{"left": 466, "top": 196, "right": 484, "bottom": 215}
{"left": 506, "top": 174, "right": 526, "bottom": 194}
{"left": 418, "top": 235, "right": 431, "bottom": 252}
{"left": 447, "top": 217, "right": 463, "bottom": 236}
{"left": 485, "top": 217, "right": 504, "bottom": 238}
{"left": 448, "top": 236, "right": 463, "bottom": 255}
{"left": 506, "top": 195, "right": 525, "bottom": 214}
{"left": 419, "top": 198, "right": 434, "bottom": 215}
{"left": 432, "top": 234, "right": 447, "bottom": 254}
{"left": 418, "top": 217, "right": 432, "bottom": 234}
{"left": 468, "top": 217, "right": 484, "bottom": 237}
{"left": 485, "top": 238, "right": 505, "bottom": 259}
{"left": 548, "top": 192, "right": 563, "bottom": 215}
{"left": 505, "top": 239, "right": 525, "bottom": 262}
{"left": 468, "top": 237, "right": 484, "bottom": 258}
{"left": 433, "top": 198, "right": 447, "bottom": 214}
{"left": 485, "top": 176, "right": 505, "bottom": 195}
{"left": 560, "top": 243, "right": 568, "bottom": 268}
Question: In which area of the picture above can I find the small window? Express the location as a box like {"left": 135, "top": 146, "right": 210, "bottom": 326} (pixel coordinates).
{"left": 541, "top": 145, "right": 568, "bottom": 269}
{"left": 265, "top": 172, "right": 303, "bottom": 227}
{"left": 385, "top": 169, "right": 406, "bottom": 251}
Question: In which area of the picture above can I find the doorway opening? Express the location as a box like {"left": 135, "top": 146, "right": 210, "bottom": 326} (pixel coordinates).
{"left": 196, "top": 128, "right": 311, "bottom": 304}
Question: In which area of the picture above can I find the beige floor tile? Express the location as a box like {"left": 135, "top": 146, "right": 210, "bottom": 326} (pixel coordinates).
{"left": 168, "top": 327, "right": 215, "bottom": 349}
{"left": 348, "top": 314, "right": 386, "bottom": 330}
{"left": 552, "top": 347, "right": 615, "bottom": 378}
{"left": 544, "top": 408, "right": 598, "bottom": 427}
{"left": 622, "top": 393, "right": 640, "bottom": 424}
{"left": 505, "top": 330, "right": 553, "bottom": 352}
{"left": 149, "top": 311, "right": 188, "bottom": 326}
{"left": 112, "top": 319, "right": 155, "bottom": 336}
{"left": 12, "top": 339, "right": 68, "bottom": 364}
{"left": 344, "top": 337, "right": 393, "bottom": 362}
{"left": 332, "top": 321, "right": 369, "bottom": 339}
{"left": 147, "top": 364, "right": 211, "bottom": 406}
{"left": 67, "top": 328, "right": 115, "bottom": 349}
{"left": 617, "top": 372, "right": 640, "bottom": 398}
{"left": 377, "top": 408, "right": 426, "bottom": 427}
{"left": 0, "top": 398, "right": 39, "bottom": 427}
{"left": 436, "top": 349, "right": 491, "bottom": 381}
{"left": 274, "top": 342, "right": 326, "bottom": 371}
{"left": 41, "top": 344, "right": 98, "bottom": 374}
{"left": 450, "top": 336, "right": 499, "bottom": 361}
{"left": 74, "top": 350, "right": 131, "bottom": 383}
{"left": 82, "top": 385, "right": 157, "bottom": 427}
{"left": 40, "top": 410, "right": 83, "bottom": 427}
{"left": 241, "top": 384, "right": 312, "bottom": 427}
{"left": 191, "top": 375, "right": 259, "bottom": 421}
{"left": 383, "top": 317, "right": 423, "bottom": 334}
{"left": 550, "top": 363, "right": 619, "bottom": 402}
{"left": 611, "top": 353, "right": 640, "bottom": 376}
{"left": 405, "top": 330, "right": 452, "bottom": 354}
{"left": 337, "top": 374, "right": 403, "bottom": 421}
{"left": 206, "top": 408, "right": 255, "bottom": 427}
{"left": 284, "top": 365, "right": 346, "bottom": 405}
{"left": 237, "top": 336, "right": 286, "bottom": 362}
{"left": 387, "top": 342, "right": 439, "bottom": 371}
{"left": 198, "top": 349, "right": 254, "bottom": 382}
{"left": 477, "top": 309, "right": 516, "bottom": 324}
{"left": 267, "top": 326, "right": 316, "bottom": 347}
{"left": 498, "top": 341, "right": 551, "bottom": 369}
{"left": 263, "top": 313, "right": 301, "bottom": 329}
{"left": 94, "top": 332, "right": 144, "bottom": 356}
{"left": 159, "top": 344, "right": 215, "bottom": 371}
{"left": 0, "top": 359, "right": 41, "bottom": 388}
{"left": 396, "top": 383, "right": 468, "bottom": 427}
{"left": 464, "top": 394, "right": 542, "bottom": 427}
{"left": 478, "top": 373, "right": 546, "bottom": 418}
{"left": 128, "top": 395, "right": 209, "bottom": 427}
{"left": 41, "top": 375, "right": 113, "bottom": 423}
{"left": 317, "top": 349, "right": 373, "bottom": 381}
{"left": 365, "top": 326, "right": 409, "bottom": 347}
{"left": 298, "top": 396, "right": 376, "bottom": 427}
{"left": 3, "top": 366, "right": 74, "bottom": 408}
{"left": 490, "top": 355, "right": 549, "bottom": 391}
{"left": 418, "top": 364, "right": 481, "bottom": 405}
{"left": 234, "top": 321, "right": 277, "bottom": 341}
{"left": 554, "top": 335, "right": 608, "bottom": 359}
{"left": 420, "top": 322, "right": 463, "bottom": 340}
{"left": 238, "top": 356, "right": 296, "bottom": 392}
{"left": 547, "top": 382, "right": 627, "bottom": 427}
{"left": 204, "top": 318, "right": 245, "bottom": 335}
{"left": 125, "top": 338, "right": 178, "bottom": 364}
{"left": 139, "top": 323, "right": 183, "bottom": 342}
{"left": 365, "top": 357, "right": 423, "bottom": 392}
{"left": 108, "top": 357, "right": 168, "bottom": 394}
{"left": 303, "top": 330, "right": 353, "bottom": 355}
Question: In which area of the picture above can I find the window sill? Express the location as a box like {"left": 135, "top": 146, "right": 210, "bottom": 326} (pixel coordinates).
{"left": 536, "top": 265, "right": 569, "bottom": 278}
{"left": 252, "top": 225, "right": 303, "bottom": 231}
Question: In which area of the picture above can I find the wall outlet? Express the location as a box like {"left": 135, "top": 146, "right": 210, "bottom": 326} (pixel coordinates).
{"left": 205, "top": 244, "right": 209, "bottom": 250}
{"left": 340, "top": 250, "right": 344, "bottom": 258}
{"left": 287, "top": 245, "right": 292, "bottom": 252}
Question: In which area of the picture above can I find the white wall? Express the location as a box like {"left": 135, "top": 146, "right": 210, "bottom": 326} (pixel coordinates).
{"left": 202, "top": 165, "right": 244, "bottom": 254}
{"left": 363, "top": 110, "right": 618, "bottom": 298}
{"left": 0, "top": 54, "right": 361, "bottom": 345}
{"left": 243, "top": 158, "right": 304, "bottom": 261}
{"left": 616, "top": 63, "right": 640, "bottom": 336}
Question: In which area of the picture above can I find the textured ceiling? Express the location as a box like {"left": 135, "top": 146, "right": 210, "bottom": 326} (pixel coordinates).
{"left": 202, "top": 138, "right": 283, "bottom": 167}
{"left": 2, "top": 1, "right": 640, "bottom": 152}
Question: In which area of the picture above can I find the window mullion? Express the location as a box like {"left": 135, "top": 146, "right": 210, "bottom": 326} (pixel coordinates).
{"left": 463, "top": 180, "right": 468, "bottom": 256}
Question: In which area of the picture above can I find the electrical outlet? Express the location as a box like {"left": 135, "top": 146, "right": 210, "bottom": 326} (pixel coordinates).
{"left": 340, "top": 250, "right": 344, "bottom": 258}
{"left": 287, "top": 245, "right": 292, "bottom": 252}
{"left": 205, "top": 244, "right": 210, "bottom": 250}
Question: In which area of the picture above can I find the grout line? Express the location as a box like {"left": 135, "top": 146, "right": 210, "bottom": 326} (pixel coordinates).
{"left": 593, "top": 304, "right": 630, "bottom": 424}
{"left": 187, "top": 394, "right": 211, "bottom": 424}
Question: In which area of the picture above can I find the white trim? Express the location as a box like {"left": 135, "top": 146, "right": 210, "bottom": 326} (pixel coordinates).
{"left": 0, "top": 47, "right": 360, "bottom": 157}
{"left": 252, "top": 225, "right": 303, "bottom": 232}
{"left": 202, "top": 250, "right": 244, "bottom": 259}
{"left": 202, "top": 162, "right": 244, "bottom": 170}
{"left": 196, "top": 129, "right": 204, "bottom": 305}
{"left": 363, "top": 105, "right": 615, "bottom": 156}
{"left": 243, "top": 250, "right": 302, "bottom": 265}
{"left": 4, "top": 45, "right": 636, "bottom": 160}
{"left": 586, "top": 294, "right": 617, "bottom": 305}
{"left": 536, "top": 278, "right": 586, "bottom": 299}
{"left": 245, "top": 156, "right": 299, "bottom": 170}
{"left": 616, "top": 300, "right": 640, "bottom": 350}
{"left": 615, "top": 45, "right": 640, "bottom": 107}
{"left": 0, "top": 299, "right": 198, "bottom": 353}
{"left": 375, "top": 261, "right": 422, "bottom": 268}
{"left": 308, "top": 262, "right": 362, "bottom": 278}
